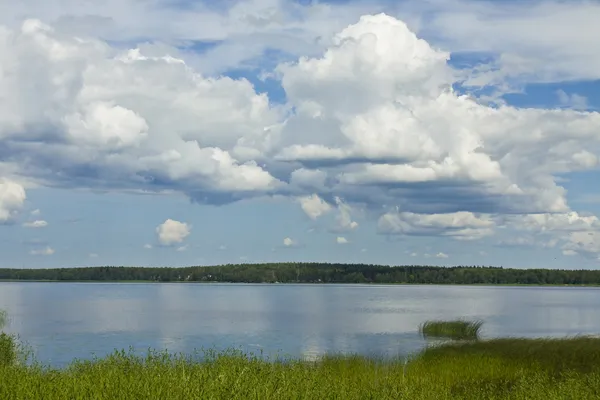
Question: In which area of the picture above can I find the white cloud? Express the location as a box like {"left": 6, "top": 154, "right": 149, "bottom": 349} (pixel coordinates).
{"left": 414, "top": 0, "right": 600, "bottom": 87}
{"left": 336, "top": 236, "right": 349, "bottom": 244}
{"left": 290, "top": 168, "right": 327, "bottom": 190}
{"left": 156, "top": 219, "right": 191, "bottom": 246}
{"left": 500, "top": 211, "right": 600, "bottom": 259}
{"left": 556, "top": 90, "right": 588, "bottom": 111}
{"left": 561, "top": 232, "right": 600, "bottom": 260}
{"left": 0, "top": 179, "right": 26, "bottom": 223}
{"left": 378, "top": 210, "right": 494, "bottom": 240}
{"left": 299, "top": 194, "right": 331, "bottom": 220}
{"left": 0, "top": 20, "right": 283, "bottom": 201}
{"left": 283, "top": 237, "right": 297, "bottom": 247}
{"left": 276, "top": 13, "right": 600, "bottom": 218}
{"left": 30, "top": 209, "right": 40, "bottom": 215}
{"left": 423, "top": 252, "right": 448, "bottom": 259}
{"left": 510, "top": 212, "right": 600, "bottom": 233}
{"left": 0, "top": 0, "right": 382, "bottom": 76}
{"left": 23, "top": 220, "right": 48, "bottom": 228}
{"left": 143, "top": 243, "right": 152, "bottom": 249}
{"left": 30, "top": 246, "right": 54, "bottom": 256}
{"left": 176, "top": 245, "right": 188, "bottom": 252}
{"left": 332, "top": 197, "right": 358, "bottom": 232}
{"left": 3, "top": 0, "right": 598, "bottom": 88}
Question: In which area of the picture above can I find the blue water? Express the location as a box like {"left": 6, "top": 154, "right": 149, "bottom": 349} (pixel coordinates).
{"left": 1, "top": 282, "right": 600, "bottom": 368}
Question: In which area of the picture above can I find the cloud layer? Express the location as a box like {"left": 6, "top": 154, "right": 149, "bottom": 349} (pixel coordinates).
{"left": 1, "top": 10, "right": 600, "bottom": 259}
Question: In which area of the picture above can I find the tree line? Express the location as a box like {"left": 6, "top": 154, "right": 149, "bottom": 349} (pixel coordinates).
{"left": 0, "top": 263, "right": 599, "bottom": 285}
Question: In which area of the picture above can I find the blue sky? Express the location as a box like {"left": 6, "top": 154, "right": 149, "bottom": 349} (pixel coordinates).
{"left": 1, "top": 0, "right": 600, "bottom": 269}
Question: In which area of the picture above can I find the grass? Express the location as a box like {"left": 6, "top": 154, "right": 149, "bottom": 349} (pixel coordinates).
{"left": 420, "top": 319, "right": 483, "bottom": 340}
{"left": 0, "top": 338, "right": 600, "bottom": 399}
{"left": 1, "top": 317, "right": 600, "bottom": 398}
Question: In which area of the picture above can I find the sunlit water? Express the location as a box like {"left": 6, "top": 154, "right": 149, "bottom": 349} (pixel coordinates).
{"left": 1, "top": 282, "right": 600, "bottom": 368}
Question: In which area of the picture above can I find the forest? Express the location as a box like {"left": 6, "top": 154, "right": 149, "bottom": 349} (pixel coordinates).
{"left": 0, "top": 263, "right": 599, "bottom": 285}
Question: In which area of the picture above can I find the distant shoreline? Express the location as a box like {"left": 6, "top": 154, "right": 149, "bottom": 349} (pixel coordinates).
{"left": 2, "top": 264, "right": 599, "bottom": 286}
{"left": 0, "top": 279, "right": 598, "bottom": 287}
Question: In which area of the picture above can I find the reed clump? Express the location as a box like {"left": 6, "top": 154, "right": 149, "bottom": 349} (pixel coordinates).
{"left": 420, "top": 319, "right": 483, "bottom": 340}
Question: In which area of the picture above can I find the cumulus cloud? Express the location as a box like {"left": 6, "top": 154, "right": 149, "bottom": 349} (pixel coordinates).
{"left": 282, "top": 237, "right": 300, "bottom": 248}
{"left": 156, "top": 219, "right": 190, "bottom": 246}
{"left": 378, "top": 210, "right": 494, "bottom": 240}
{"left": 0, "top": 20, "right": 283, "bottom": 202}
{"left": 30, "top": 246, "right": 55, "bottom": 256}
{"left": 556, "top": 90, "right": 588, "bottom": 111}
{"left": 1, "top": 11, "right": 600, "bottom": 259}
{"left": 276, "top": 13, "right": 600, "bottom": 219}
{"left": 0, "top": 179, "right": 26, "bottom": 223}
{"left": 498, "top": 211, "right": 600, "bottom": 259}
{"left": 331, "top": 197, "right": 359, "bottom": 232}
{"left": 23, "top": 220, "right": 48, "bottom": 228}
{"left": 299, "top": 194, "right": 331, "bottom": 220}
{"left": 423, "top": 252, "right": 449, "bottom": 259}
{"left": 336, "top": 236, "right": 349, "bottom": 244}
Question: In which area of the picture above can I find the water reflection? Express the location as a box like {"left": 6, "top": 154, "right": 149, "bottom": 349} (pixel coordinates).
{"left": 0, "top": 283, "right": 599, "bottom": 367}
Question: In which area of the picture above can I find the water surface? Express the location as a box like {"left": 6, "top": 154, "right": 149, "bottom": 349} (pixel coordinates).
{"left": 1, "top": 282, "right": 599, "bottom": 368}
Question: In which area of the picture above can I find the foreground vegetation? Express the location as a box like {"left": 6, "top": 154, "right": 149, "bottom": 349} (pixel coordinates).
{"left": 420, "top": 319, "right": 483, "bottom": 340}
{"left": 1, "top": 315, "right": 599, "bottom": 399}
{"left": 1, "top": 335, "right": 600, "bottom": 399}
{"left": 2, "top": 263, "right": 600, "bottom": 285}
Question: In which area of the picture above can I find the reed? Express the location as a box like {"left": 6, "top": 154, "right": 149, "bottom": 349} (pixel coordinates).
{"left": 0, "top": 309, "right": 6, "bottom": 330}
{"left": 419, "top": 319, "right": 483, "bottom": 340}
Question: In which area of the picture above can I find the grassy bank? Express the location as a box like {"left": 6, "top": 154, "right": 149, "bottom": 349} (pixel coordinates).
{"left": 2, "top": 315, "right": 600, "bottom": 398}
{"left": 1, "top": 336, "right": 600, "bottom": 399}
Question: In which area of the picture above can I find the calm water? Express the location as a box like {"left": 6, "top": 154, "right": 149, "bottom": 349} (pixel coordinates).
{"left": 1, "top": 282, "right": 600, "bottom": 368}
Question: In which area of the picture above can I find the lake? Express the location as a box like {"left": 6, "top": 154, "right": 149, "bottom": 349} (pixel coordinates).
{"left": 1, "top": 282, "right": 600, "bottom": 368}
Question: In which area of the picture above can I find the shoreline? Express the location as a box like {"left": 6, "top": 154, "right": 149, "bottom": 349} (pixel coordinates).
{"left": 0, "top": 279, "right": 599, "bottom": 287}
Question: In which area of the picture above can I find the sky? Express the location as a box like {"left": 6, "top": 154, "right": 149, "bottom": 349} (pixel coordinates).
{"left": 0, "top": 0, "right": 600, "bottom": 269}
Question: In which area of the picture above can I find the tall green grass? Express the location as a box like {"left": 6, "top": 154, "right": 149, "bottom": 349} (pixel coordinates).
{"left": 0, "top": 309, "right": 7, "bottom": 329}
{"left": 1, "top": 337, "right": 600, "bottom": 399}
{"left": 0, "top": 309, "right": 17, "bottom": 366}
{"left": 420, "top": 319, "right": 483, "bottom": 340}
